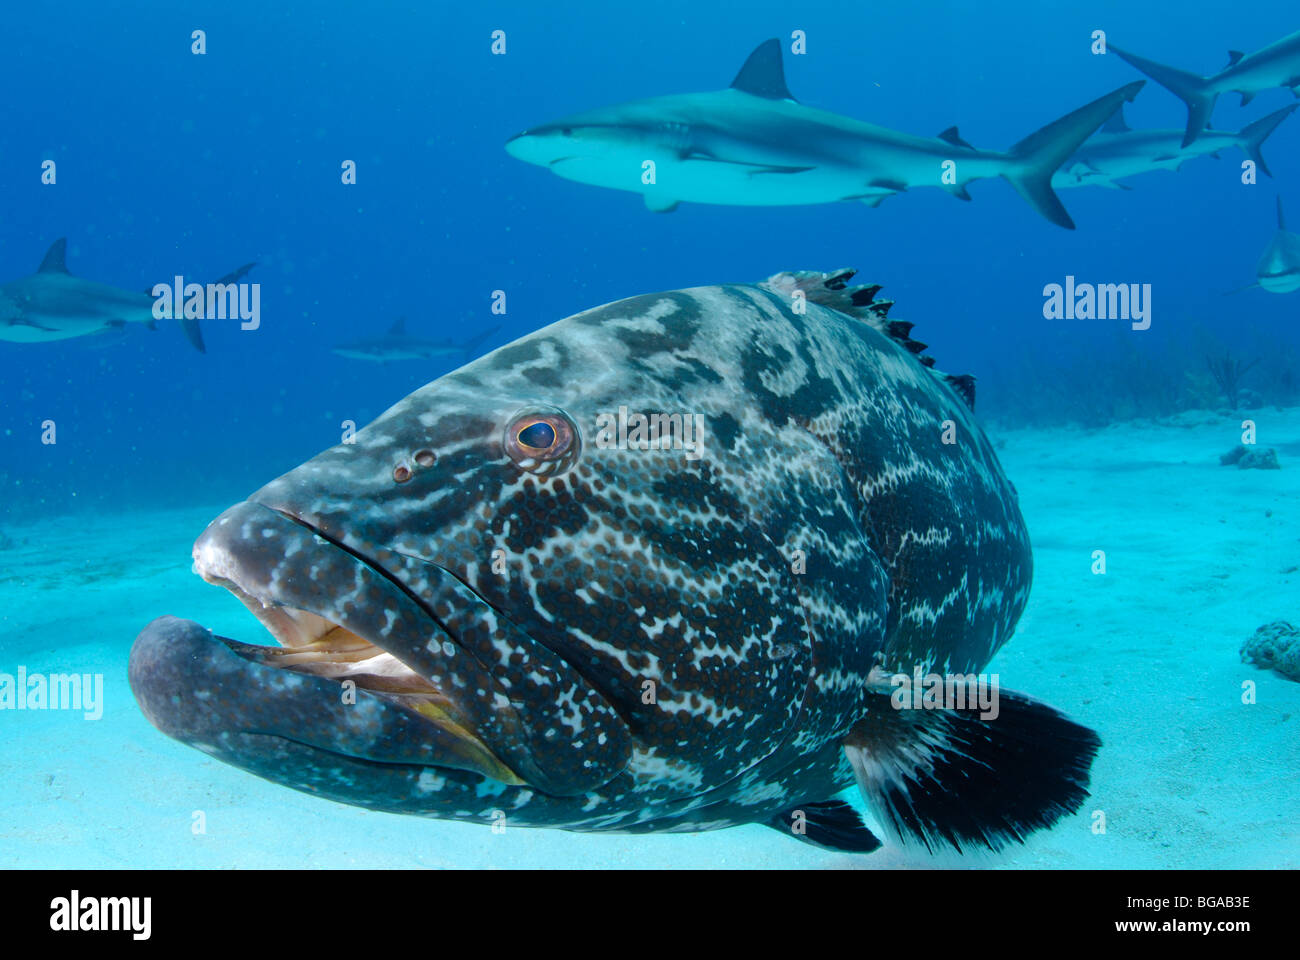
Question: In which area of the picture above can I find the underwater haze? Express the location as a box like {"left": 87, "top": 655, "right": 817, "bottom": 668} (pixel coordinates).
{"left": 2, "top": 0, "right": 1299, "bottom": 869}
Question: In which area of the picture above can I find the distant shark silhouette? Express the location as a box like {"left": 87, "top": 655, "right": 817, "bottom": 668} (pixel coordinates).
{"left": 506, "top": 38, "right": 1144, "bottom": 229}
{"left": 1055, "top": 103, "right": 1296, "bottom": 189}
{"left": 1251, "top": 197, "right": 1300, "bottom": 293}
{"left": 1226, "top": 198, "right": 1300, "bottom": 295}
{"left": 1110, "top": 30, "right": 1300, "bottom": 146}
{"left": 0, "top": 238, "right": 254, "bottom": 353}
{"left": 332, "top": 318, "right": 501, "bottom": 363}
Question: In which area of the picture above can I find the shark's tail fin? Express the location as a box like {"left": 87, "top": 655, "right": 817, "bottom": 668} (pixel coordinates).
{"left": 1236, "top": 105, "right": 1297, "bottom": 178}
{"left": 1237, "top": 105, "right": 1300, "bottom": 179}
{"left": 1002, "top": 81, "right": 1144, "bottom": 229}
{"left": 178, "top": 261, "right": 256, "bottom": 354}
{"left": 458, "top": 325, "right": 501, "bottom": 359}
{"left": 1109, "top": 44, "right": 1217, "bottom": 146}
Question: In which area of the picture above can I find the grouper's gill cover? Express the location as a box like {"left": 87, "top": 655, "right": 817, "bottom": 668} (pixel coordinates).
{"left": 131, "top": 269, "right": 1095, "bottom": 853}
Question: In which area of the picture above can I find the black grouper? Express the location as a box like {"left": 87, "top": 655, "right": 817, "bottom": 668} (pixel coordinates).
{"left": 130, "top": 270, "right": 1098, "bottom": 855}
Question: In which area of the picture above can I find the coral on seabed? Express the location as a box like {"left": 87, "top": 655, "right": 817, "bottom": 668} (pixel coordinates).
{"left": 1219, "top": 445, "right": 1281, "bottom": 469}
{"left": 1241, "top": 622, "right": 1300, "bottom": 681}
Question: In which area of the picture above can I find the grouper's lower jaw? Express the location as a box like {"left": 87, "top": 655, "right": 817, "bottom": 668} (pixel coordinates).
{"left": 133, "top": 499, "right": 526, "bottom": 787}
{"left": 129, "top": 616, "right": 520, "bottom": 787}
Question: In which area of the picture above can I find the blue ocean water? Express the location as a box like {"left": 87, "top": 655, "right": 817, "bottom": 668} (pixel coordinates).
{"left": 2, "top": 1, "right": 1298, "bottom": 869}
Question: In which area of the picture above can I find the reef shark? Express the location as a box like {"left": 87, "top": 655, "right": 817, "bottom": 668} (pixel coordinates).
{"left": 331, "top": 317, "right": 500, "bottom": 363}
{"left": 1055, "top": 103, "right": 1296, "bottom": 189}
{"left": 1233, "top": 197, "right": 1300, "bottom": 294}
{"left": 506, "top": 39, "right": 1144, "bottom": 229}
{"left": 131, "top": 268, "right": 1098, "bottom": 855}
{"left": 1110, "top": 29, "right": 1300, "bottom": 146}
{"left": 0, "top": 238, "right": 254, "bottom": 353}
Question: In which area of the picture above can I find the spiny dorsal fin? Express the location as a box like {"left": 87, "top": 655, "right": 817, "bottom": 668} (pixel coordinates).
{"left": 937, "top": 126, "right": 975, "bottom": 149}
{"left": 945, "top": 374, "right": 977, "bottom": 410}
{"left": 1226, "top": 50, "right": 1244, "bottom": 67}
{"left": 38, "top": 238, "right": 69, "bottom": 274}
{"left": 389, "top": 316, "right": 407, "bottom": 335}
{"left": 1100, "top": 103, "right": 1130, "bottom": 134}
{"left": 760, "top": 269, "right": 964, "bottom": 393}
{"left": 730, "top": 39, "right": 795, "bottom": 101}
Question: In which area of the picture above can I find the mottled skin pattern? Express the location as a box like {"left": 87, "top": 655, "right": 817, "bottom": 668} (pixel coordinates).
{"left": 130, "top": 273, "right": 1031, "bottom": 836}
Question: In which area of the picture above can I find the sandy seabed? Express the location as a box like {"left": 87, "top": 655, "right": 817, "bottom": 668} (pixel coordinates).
{"left": 3, "top": 407, "right": 1298, "bottom": 869}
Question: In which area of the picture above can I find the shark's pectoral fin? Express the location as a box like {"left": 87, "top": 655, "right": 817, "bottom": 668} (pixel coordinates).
{"left": 6, "top": 317, "right": 59, "bottom": 332}
{"left": 942, "top": 183, "right": 973, "bottom": 202}
{"left": 745, "top": 164, "right": 816, "bottom": 177}
{"left": 644, "top": 193, "right": 680, "bottom": 213}
{"left": 869, "top": 178, "right": 908, "bottom": 193}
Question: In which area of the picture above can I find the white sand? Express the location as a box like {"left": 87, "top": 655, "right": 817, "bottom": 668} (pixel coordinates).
{"left": 3, "top": 408, "right": 1298, "bottom": 868}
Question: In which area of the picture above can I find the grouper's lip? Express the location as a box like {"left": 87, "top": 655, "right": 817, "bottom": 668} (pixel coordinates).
{"left": 187, "top": 499, "right": 525, "bottom": 786}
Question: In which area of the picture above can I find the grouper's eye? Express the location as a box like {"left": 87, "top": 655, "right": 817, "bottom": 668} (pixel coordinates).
{"left": 503, "top": 406, "right": 580, "bottom": 477}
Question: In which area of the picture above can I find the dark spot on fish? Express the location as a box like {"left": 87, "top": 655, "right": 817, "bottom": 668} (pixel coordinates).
{"left": 710, "top": 412, "right": 740, "bottom": 453}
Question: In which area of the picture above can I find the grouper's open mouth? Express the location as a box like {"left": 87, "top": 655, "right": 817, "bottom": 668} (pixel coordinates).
{"left": 130, "top": 499, "right": 534, "bottom": 790}
{"left": 131, "top": 499, "right": 634, "bottom": 797}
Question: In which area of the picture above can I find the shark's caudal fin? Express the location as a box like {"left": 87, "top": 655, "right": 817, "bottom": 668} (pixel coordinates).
{"left": 180, "top": 261, "right": 256, "bottom": 354}
{"left": 1238, "top": 105, "right": 1298, "bottom": 178}
{"left": 843, "top": 681, "right": 1100, "bottom": 853}
{"left": 1109, "top": 44, "right": 1217, "bottom": 146}
{"left": 1003, "top": 81, "right": 1144, "bottom": 229}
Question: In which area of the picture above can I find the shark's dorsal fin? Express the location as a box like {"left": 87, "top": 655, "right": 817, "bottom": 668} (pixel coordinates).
{"left": 389, "top": 316, "right": 407, "bottom": 335}
{"left": 1226, "top": 50, "right": 1244, "bottom": 67}
{"left": 730, "top": 39, "right": 795, "bottom": 101}
{"left": 1279, "top": 196, "right": 1288, "bottom": 231}
{"left": 937, "top": 126, "right": 975, "bottom": 149}
{"left": 760, "top": 269, "right": 973, "bottom": 406}
{"left": 1100, "top": 104, "right": 1130, "bottom": 134}
{"left": 38, "top": 238, "right": 69, "bottom": 274}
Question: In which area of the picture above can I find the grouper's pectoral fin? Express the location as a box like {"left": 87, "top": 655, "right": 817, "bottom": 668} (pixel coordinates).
{"left": 766, "top": 799, "right": 882, "bottom": 853}
{"left": 842, "top": 676, "right": 1100, "bottom": 854}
